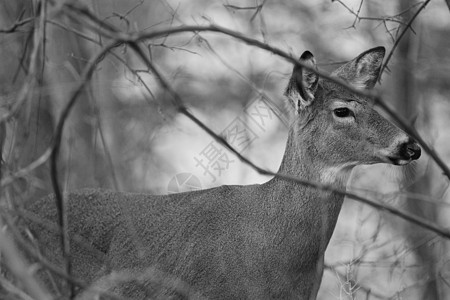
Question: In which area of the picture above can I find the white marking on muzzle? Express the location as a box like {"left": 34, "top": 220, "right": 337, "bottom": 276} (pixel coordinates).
{"left": 377, "top": 133, "right": 410, "bottom": 164}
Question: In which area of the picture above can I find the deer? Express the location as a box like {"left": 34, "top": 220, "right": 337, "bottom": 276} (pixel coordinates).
{"left": 14, "top": 46, "right": 421, "bottom": 300}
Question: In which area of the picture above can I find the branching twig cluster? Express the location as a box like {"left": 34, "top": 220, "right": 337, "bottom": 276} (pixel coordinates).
{"left": 333, "top": 0, "right": 432, "bottom": 76}
{"left": 0, "top": 0, "right": 449, "bottom": 298}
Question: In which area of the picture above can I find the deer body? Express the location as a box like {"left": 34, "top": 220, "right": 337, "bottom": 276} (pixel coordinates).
{"left": 28, "top": 177, "right": 343, "bottom": 299}
{"left": 19, "top": 47, "right": 420, "bottom": 299}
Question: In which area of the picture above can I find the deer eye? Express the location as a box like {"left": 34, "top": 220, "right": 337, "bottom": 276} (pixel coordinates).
{"left": 333, "top": 107, "right": 353, "bottom": 118}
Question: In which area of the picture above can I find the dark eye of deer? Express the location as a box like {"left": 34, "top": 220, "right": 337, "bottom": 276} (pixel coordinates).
{"left": 333, "top": 107, "right": 352, "bottom": 118}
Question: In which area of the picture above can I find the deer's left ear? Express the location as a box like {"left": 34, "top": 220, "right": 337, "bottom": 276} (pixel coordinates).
{"left": 285, "top": 51, "right": 319, "bottom": 114}
{"left": 332, "top": 46, "right": 385, "bottom": 89}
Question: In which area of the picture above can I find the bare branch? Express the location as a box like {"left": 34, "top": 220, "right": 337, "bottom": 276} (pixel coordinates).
{"left": 1, "top": 149, "right": 52, "bottom": 187}
{"left": 0, "top": 276, "right": 35, "bottom": 300}
{"left": 0, "top": 17, "right": 33, "bottom": 33}
{"left": 380, "top": 0, "right": 431, "bottom": 75}
{"left": 0, "top": 217, "right": 52, "bottom": 299}
{"left": 224, "top": 4, "right": 264, "bottom": 11}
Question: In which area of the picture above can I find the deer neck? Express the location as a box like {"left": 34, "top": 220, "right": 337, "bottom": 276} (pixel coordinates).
{"left": 273, "top": 125, "right": 354, "bottom": 186}
{"left": 261, "top": 125, "right": 354, "bottom": 251}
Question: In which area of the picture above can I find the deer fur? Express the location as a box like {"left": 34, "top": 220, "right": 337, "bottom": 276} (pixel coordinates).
{"left": 17, "top": 46, "right": 421, "bottom": 299}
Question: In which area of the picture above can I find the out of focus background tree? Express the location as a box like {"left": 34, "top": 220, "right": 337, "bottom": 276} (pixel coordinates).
{"left": 1, "top": 0, "right": 450, "bottom": 298}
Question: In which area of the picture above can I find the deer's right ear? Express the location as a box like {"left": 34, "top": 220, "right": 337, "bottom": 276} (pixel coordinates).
{"left": 285, "top": 51, "right": 319, "bottom": 114}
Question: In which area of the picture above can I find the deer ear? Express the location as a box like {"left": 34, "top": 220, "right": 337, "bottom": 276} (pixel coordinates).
{"left": 332, "top": 46, "right": 385, "bottom": 89}
{"left": 285, "top": 51, "right": 319, "bottom": 114}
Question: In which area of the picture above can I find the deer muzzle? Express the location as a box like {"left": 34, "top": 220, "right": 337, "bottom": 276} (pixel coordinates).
{"left": 387, "top": 138, "right": 421, "bottom": 165}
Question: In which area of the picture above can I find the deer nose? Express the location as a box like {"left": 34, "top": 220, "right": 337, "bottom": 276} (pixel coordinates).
{"left": 406, "top": 141, "right": 421, "bottom": 160}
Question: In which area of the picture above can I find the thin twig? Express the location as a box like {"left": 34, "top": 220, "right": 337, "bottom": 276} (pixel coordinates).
{"left": 325, "top": 265, "right": 387, "bottom": 299}
{"left": 379, "top": 0, "right": 431, "bottom": 76}
{"left": 334, "top": 0, "right": 423, "bottom": 29}
{"left": 0, "top": 276, "right": 35, "bottom": 300}
{"left": 1, "top": 148, "right": 51, "bottom": 187}
{"left": 352, "top": 0, "right": 364, "bottom": 28}
{"left": 0, "top": 216, "right": 52, "bottom": 299}
{"left": 0, "top": 17, "right": 33, "bottom": 33}
{"left": 224, "top": 4, "right": 264, "bottom": 10}
{"left": 46, "top": 19, "right": 101, "bottom": 45}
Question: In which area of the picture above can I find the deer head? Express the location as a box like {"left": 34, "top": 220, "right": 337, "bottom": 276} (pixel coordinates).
{"left": 284, "top": 47, "right": 421, "bottom": 176}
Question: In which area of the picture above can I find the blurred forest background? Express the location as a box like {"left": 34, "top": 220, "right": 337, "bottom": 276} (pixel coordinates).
{"left": 1, "top": 0, "right": 450, "bottom": 299}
